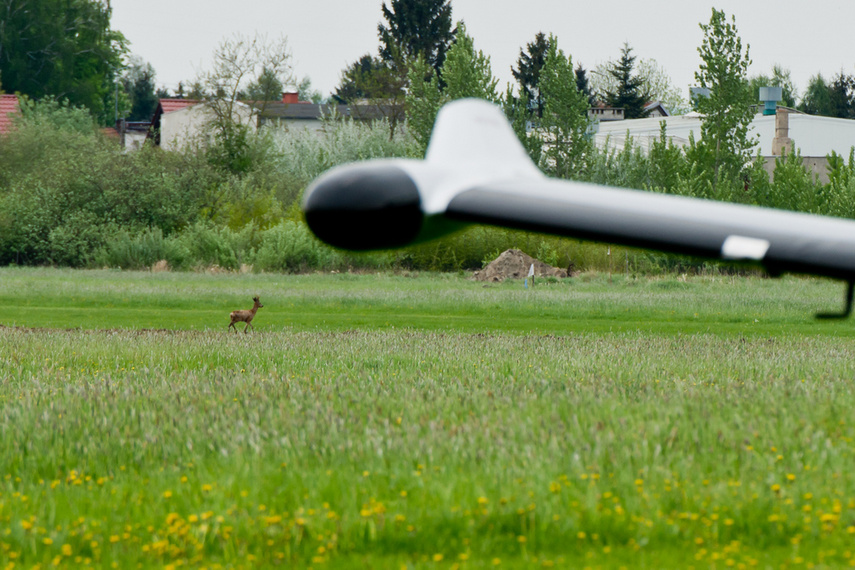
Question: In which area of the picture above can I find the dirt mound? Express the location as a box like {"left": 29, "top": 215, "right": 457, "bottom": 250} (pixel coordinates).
{"left": 472, "top": 249, "right": 570, "bottom": 282}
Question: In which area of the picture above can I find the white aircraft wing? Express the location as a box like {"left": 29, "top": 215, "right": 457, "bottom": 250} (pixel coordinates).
{"left": 303, "top": 99, "right": 855, "bottom": 317}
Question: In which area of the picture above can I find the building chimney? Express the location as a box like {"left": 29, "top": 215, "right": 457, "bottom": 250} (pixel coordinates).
{"left": 282, "top": 92, "right": 299, "bottom": 104}
{"left": 771, "top": 108, "right": 793, "bottom": 156}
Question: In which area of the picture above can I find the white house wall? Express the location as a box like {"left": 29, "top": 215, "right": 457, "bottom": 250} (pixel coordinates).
{"left": 595, "top": 113, "right": 855, "bottom": 159}
{"left": 160, "top": 103, "right": 257, "bottom": 151}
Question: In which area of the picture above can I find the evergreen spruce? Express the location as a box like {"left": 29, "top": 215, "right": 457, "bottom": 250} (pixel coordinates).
{"left": 603, "top": 43, "right": 649, "bottom": 119}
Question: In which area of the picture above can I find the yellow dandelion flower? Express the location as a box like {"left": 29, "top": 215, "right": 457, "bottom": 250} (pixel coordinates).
{"left": 62, "top": 544, "right": 72, "bottom": 556}
{"left": 188, "top": 515, "right": 199, "bottom": 523}
{"left": 109, "top": 535, "right": 119, "bottom": 543}
{"left": 21, "top": 520, "right": 33, "bottom": 530}
{"left": 477, "top": 497, "right": 488, "bottom": 505}
{"left": 517, "top": 535, "right": 527, "bottom": 543}
{"left": 786, "top": 474, "right": 796, "bottom": 482}
{"left": 433, "top": 554, "right": 443, "bottom": 562}
{"left": 201, "top": 484, "right": 213, "bottom": 492}
{"left": 162, "top": 490, "right": 173, "bottom": 499}
{"left": 43, "top": 537, "right": 53, "bottom": 545}
{"left": 492, "top": 558, "right": 501, "bottom": 565}
{"left": 771, "top": 484, "right": 781, "bottom": 492}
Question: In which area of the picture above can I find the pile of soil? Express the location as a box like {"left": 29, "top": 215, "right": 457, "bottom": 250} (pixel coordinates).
{"left": 472, "top": 249, "right": 570, "bottom": 282}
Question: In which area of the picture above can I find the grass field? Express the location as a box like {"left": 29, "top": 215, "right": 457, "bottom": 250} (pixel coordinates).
{"left": 2, "top": 267, "right": 855, "bottom": 569}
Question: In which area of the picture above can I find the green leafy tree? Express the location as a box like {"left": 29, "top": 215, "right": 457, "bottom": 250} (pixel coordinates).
{"left": 799, "top": 74, "right": 833, "bottom": 116}
{"left": 574, "top": 64, "right": 596, "bottom": 107}
{"left": 335, "top": 51, "right": 409, "bottom": 137}
{"left": 827, "top": 72, "right": 855, "bottom": 119}
{"left": 13, "top": 95, "right": 97, "bottom": 134}
{"left": 635, "top": 59, "right": 688, "bottom": 114}
{"left": 297, "top": 76, "right": 323, "bottom": 104}
{"left": 511, "top": 32, "right": 552, "bottom": 117}
{"left": 591, "top": 56, "right": 686, "bottom": 115}
{"left": 602, "top": 43, "right": 649, "bottom": 119}
{"left": 0, "top": 0, "right": 127, "bottom": 125}
{"left": 245, "top": 67, "right": 285, "bottom": 102}
{"left": 197, "top": 33, "right": 292, "bottom": 174}
{"left": 537, "top": 37, "right": 591, "bottom": 179}
{"left": 693, "top": 8, "right": 756, "bottom": 193}
{"left": 333, "top": 55, "right": 382, "bottom": 103}
{"left": 749, "top": 64, "right": 797, "bottom": 108}
{"left": 405, "top": 23, "right": 497, "bottom": 153}
{"left": 405, "top": 57, "right": 443, "bottom": 151}
{"left": 122, "top": 56, "right": 158, "bottom": 121}
{"left": 503, "top": 85, "right": 543, "bottom": 165}
{"left": 378, "top": 0, "right": 455, "bottom": 77}
{"left": 441, "top": 24, "right": 498, "bottom": 103}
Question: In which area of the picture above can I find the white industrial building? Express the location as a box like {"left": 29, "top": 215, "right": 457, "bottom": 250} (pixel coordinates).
{"left": 594, "top": 108, "right": 855, "bottom": 183}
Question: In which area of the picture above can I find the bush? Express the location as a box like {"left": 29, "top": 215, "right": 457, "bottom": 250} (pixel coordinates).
{"left": 95, "top": 227, "right": 190, "bottom": 270}
{"left": 252, "top": 221, "right": 345, "bottom": 272}
{"left": 175, "top": 222, "right": 257, "bottom": 270}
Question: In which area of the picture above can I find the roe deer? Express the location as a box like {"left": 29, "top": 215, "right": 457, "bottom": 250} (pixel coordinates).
{"left": 229, "top": 296, "right": 263, "bottom": 333}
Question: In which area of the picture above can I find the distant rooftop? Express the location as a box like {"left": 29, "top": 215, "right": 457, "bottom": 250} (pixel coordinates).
{"left": 0, "top": 94, "right": 21, "bottom": 134}
{"left": 158, "top": 99, "right": 202, "bottom": 114}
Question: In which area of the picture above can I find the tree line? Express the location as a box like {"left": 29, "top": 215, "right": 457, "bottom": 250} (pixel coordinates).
{"left": 4, "top": 0, "right": 855, "bottom": 128}
{"left": 2, "top": 1, "right": 855, "bottom": 274}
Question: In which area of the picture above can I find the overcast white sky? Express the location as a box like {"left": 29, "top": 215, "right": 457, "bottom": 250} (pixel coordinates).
{"left": 110, "top": 1, "right": 855, "bottom": 104}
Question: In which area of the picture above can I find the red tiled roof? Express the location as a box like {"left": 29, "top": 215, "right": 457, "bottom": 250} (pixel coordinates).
{"left": 0, "top": 94, "right": 21, "bottom": 134}
{"left": 159, "top": 99, "right": 201, "bottom": 114}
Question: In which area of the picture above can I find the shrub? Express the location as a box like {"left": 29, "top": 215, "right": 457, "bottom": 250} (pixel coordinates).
{"left": 95, "top": 227, "right": 191, "bottom": 270}
{"left": 252, "top": 221, "right": 345, "bottom": 272}
{"left": 175, "top": 222, "right": 257, "bottom": 270}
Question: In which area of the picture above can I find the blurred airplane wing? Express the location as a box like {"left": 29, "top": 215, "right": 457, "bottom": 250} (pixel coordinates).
{"left": 304, "top": 98, "right": 855, "bottom": 316}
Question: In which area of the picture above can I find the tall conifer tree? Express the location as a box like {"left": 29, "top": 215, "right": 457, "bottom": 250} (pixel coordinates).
{"left": 378, "top": 0, "right": 455, "bottom": 77}
{"left": 603, "top": 43, "right": 649, "bottom": 119}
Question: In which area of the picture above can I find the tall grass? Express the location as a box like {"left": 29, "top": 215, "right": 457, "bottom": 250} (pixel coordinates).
{"left": 2, "top": 316, "right": 855, "bottom": 567}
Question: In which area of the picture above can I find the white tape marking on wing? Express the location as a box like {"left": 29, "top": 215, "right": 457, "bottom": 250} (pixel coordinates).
{"left": 721, "top": 235, "right": 771, "bottom": 260}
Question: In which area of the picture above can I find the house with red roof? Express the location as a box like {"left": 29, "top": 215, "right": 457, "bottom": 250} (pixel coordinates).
{"left": 0, "top": 94, "right": 21, "bottom": 135}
